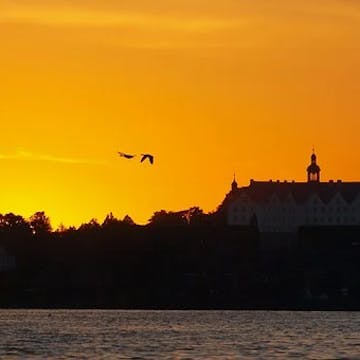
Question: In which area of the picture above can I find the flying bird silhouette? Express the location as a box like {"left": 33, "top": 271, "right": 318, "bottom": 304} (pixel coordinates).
{"left": 118, "top": 152, "right": 136, "bottom": 159}
{"left": 140, "top": 154, "right": 154, "bottom": 164}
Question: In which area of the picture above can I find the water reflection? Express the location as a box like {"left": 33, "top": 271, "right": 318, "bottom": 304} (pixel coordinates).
{"left": 0, "top": 310, "right": 359, "bottom": 359}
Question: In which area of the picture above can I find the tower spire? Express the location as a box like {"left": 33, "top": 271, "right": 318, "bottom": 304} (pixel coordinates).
{"left": 231, "top": 173, "right": 238, "bottom": 191}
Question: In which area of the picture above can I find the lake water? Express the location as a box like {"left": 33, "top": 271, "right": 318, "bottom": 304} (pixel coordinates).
{"left": 0, "top": 310, "right": 359, "bottom": 359}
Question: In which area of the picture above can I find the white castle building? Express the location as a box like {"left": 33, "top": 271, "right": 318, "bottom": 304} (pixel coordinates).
{"left": 223, "top": 152, "right": 360, "bottom": 232}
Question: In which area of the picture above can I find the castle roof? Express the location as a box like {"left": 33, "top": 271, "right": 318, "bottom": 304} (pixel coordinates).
{"left": 228, "top": 180, "right": 360, "bottom": 205}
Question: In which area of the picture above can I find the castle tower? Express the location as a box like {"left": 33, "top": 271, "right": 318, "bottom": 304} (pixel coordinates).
{"left": 307, "top": 151, "right": 320, "bottom": 182}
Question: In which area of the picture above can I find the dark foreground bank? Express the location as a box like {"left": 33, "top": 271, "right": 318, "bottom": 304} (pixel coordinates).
{"left": 1, "top": 223, "right": 360, "bottom": 310}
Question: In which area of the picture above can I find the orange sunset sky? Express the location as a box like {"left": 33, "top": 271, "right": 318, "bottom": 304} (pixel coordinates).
{"left": 0, "top": 0, "right": 359, "bottom": 227}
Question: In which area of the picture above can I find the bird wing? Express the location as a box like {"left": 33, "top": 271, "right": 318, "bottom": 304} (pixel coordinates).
{"left": 140, "top": 154, "right": 154, "bottom": 164}
{"left": 118, "top": 152, "right": 135, "bottom": 159}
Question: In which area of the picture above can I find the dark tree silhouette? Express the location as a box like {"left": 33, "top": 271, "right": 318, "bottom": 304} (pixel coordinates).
{"left": 122, "top": 214, "right": 135, "bottom": 225}
{"left": 78, "top": 218, "right": 101, "bottom": 232}
{"left": 148, "top": 207, "right": 210, "bottom": 226}
{"left": 0, "top": 207, "right": 357, "bottom": 311}
{"left": 184, "top": 206, "right": 206, "bottom": 225}
{"left": 102, "top": 212, "right": 119, "bottom": 227}
{"left": 149, "top": 210, "right": 188, "bottom": 226}
{"left": 0, "top": 213, "right": 29, "bottom": 231}
{"left": 0, "top": 213, "right": 32, "bottom": 242}
{"left": 29, "top": 211, "right": 52, "bottom": 236}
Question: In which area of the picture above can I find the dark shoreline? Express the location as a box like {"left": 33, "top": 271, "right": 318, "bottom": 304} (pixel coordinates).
{"left": 1, "top": 224, "right": 360, "bottom": 311}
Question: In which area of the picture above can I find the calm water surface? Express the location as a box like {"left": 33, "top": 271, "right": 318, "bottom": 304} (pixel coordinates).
{"left": 0, "top": 310, "right": 359, "bottom": 359}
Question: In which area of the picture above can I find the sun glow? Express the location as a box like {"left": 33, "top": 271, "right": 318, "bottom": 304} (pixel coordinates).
{"left": 1, "top": 0, "right": 360, "bottom": 228}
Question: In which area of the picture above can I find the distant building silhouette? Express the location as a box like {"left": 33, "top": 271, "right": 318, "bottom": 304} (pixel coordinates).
{"left": 222, "top": 152, "right": 360, "bottom": 232}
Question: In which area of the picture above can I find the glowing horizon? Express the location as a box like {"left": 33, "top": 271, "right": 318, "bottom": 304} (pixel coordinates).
{"left": 1, "top": 0, "right": 360, "bottom": 228}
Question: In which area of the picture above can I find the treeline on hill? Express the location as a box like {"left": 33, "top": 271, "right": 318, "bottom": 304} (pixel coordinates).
{"left": 0, "top": 209, "right": 360, "bottom": 309}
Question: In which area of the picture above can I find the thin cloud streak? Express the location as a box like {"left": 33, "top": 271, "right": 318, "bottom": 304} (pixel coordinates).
{"left": 0, "top": 150, "right": 106, "bottom": 166}
{"left": 0, "top": 7, "right": 242, "bottom": 32}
